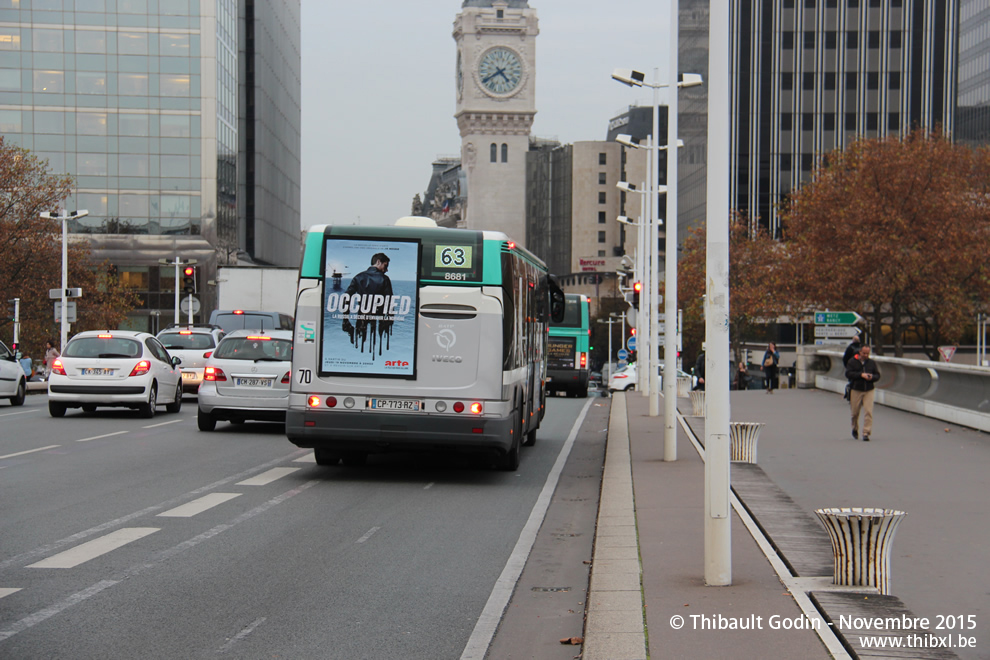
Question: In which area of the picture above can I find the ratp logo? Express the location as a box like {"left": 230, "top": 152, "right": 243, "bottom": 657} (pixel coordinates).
{"left": 435, "top": 329, "right": 457, "bottom": 351}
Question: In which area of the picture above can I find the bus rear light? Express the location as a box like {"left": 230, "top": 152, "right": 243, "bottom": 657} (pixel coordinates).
{"left": 51, "top": 359, "right": 66, "bottom": 376}
{"left": 472, "top": 428, "right": 483, "bottom": 434}
{"left": 326, "top": 396, "right": 338, "bottom": 408}
{"left": 453, "top": 402, "right": 465, "bottom": 413}
{"left": 470, "top": 402, "right": 483, "bottom": 414}
{"left": 129, "top": 360, "right": 151, "bottom": 377}
{"left": 204, "top": 366, "right": 227, "bottom": 381}
{"left": 281, "top": 371, "right": 291, "bottom": 384}
{"left": 435, "top": 401, "right": 447, "bottom": 412}
{"left": 343, "top": 397, "right": 356, "bottom": 408}
{"left": 308, "top": 396, "right": 321, "bottom": 407}
{"left": 579, "top": 352, "right": 587, "bottom": 368}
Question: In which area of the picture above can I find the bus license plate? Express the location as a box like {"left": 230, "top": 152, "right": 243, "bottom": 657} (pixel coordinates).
{"left": 370, "top": 398, "right": 422, "bottom": 411}
{"left": 235, "top": 377, "right": 273, "bottom": 387}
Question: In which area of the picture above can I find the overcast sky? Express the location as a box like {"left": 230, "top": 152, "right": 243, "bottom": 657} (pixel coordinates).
{"left": 301, "top": 0, "right": 675, "bottom": 229}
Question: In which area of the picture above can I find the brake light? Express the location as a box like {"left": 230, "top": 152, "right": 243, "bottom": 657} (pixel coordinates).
{"left": 233, "top": 310, "right": 244, "bottom": 315}
{"left": 203, "top": 351, "right": 213, "bottom": 358}
{"left": 470, "top": 402, "right": 483, "bottom": 414}
{"left": 615, "top": 374, "right": 628, "bottom": 379}
{"left": 98, "top": 334, "right": 112, "bottom": 339}
{"left": 204, "top": 366, "right": 227, "bottom": 381}
{"left": 579, "top": 352, "right": 587, "bottom": 368}
{"left": 325, "top": 396, "right": 337, "bottom": 408}
{"left": 453, "top": 402, "right": 465, "bottom": 413}
{"left": 129, "top": 360, "right": 151, "bottom": 377}
{"left": 51, "top": 359, "right": 66, "bottom": 376}
{"left": 179, "top": 330, "right": 192, "bottom": 335}
{"left": 281, "top": 371, "right": 291, "bottom": 384}
{"left": 308, "top": 396, "right": 321, "bottom": 407}
{"left": 246, "top": 336, "right": 271, "bottom": 341}
{"left": 507, "top": 241, "right": 516, "bottom": 250}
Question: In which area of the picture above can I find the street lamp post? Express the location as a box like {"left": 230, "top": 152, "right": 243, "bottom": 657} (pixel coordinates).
{"left": 40, "top": 209, "right": 89, "bottom": 351}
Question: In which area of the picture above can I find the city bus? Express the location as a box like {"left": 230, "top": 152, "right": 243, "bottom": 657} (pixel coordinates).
{"left": 285, "top": 218, "right": 564, "bottom": 470}
{"left": 546, "top": 293, "right": 591, "bottom": 398}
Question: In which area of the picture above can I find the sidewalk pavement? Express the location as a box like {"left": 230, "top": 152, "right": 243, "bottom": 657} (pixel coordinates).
{"left": 583, "top": 391, "right": 835, "bottom": 660}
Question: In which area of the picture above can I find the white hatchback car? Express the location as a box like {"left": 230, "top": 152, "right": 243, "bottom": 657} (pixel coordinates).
{"left": 157, "top": 325, "right": 225, "bottom": 395}
{"left": 196, "top": 329, "right": 293, "bottom": 431}
{"left": 0, "top": 340, "right": 27, "bottom": 407}
{"left": 47, "top": 330, "right": 183, "bottom": 418}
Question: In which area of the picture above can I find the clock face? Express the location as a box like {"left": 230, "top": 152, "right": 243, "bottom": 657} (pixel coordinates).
{"left": 478, "top": 47, "right": 523, "bottom": 95}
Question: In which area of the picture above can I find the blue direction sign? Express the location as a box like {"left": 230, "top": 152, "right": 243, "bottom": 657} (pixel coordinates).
{"left": 627, "top": 336, "right": 637, "bottom": 351}
{"left": 617, "top": 349, "right": 629, "bottom": 361}
{"left": 814, "top": 311, "right": 863, "bottom": 325}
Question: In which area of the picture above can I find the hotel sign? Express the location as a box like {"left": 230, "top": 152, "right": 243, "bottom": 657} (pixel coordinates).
{"left": 577, "top": 256, "right": 624, "bottom": 273}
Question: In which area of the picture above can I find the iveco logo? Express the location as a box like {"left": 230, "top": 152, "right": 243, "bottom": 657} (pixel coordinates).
{"left": 432, "top": 355, "right": 463, "bottom": 363}
{"left": 435, "top": 329, "right": 457, "bottom": 350}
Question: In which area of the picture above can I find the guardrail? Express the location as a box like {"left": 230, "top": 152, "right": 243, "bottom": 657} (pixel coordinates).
{"left": 796, "top": 346, "right": 990, "bottom": 433}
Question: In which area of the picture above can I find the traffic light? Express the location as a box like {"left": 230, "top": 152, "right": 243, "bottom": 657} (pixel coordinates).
{"left": 632, "top": 281, "right": 642, "bottom": 310}
{"left": 182, "top": 266, "right": 196, "bottom": 294}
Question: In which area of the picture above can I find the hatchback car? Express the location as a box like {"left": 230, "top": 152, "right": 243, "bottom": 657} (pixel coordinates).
{"left": 607, "top": 363, "right": 695, "bottom": 393}
{"left": 47, "top": 330, "right": 183, "bottom": 418}
{"left": 157, "top": 325, "right": 225, "bottom": 395}
{"left": 0, "top": 339, "right": 26, "bottom": 406}
{"left": 197, "top": 329, "right": 293, "bottom": 431}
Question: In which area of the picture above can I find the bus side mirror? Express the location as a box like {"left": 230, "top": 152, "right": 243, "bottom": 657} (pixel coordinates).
{"left": 549, "top": 276, "right": 565, "bottom": 323}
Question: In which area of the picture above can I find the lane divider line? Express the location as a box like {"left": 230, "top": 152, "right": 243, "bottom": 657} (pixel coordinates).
{"left": 77, "top": 431, "right": 128, "bottom": 443}
{"left": 0, "top": 588, "right": 22, "bottom": 599}
{"left": 142, "top": 419, "right": 184, "bottom": 429}
{"left": 157, "top": 493, "right": 242, "bottom": 518}
{"left": 293, "top": 453, "right": 316, "bottom": 463}
{"left": 0, "top": 409, "right": 38, "bottom": 418}
{"left": 0, "top": 445, "right": 60, "bottom": 460}
{"left": 236, "top": 467, "right": 301, "bottom": 486}
{"left": 216, "top": 617, "right": 267, "bottom": 654}
{"left": 27, "top": 528, "right": 160, "bottom": 569}
{"left": 355, "top": 527, "right": 381, "bottom": 544}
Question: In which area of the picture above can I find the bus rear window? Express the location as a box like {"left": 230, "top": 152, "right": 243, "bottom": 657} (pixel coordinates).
{"left": 552, "top": 298, "right": 584, "bottom": 328}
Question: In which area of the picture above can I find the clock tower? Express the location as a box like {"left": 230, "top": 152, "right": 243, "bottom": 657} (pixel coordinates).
{"left": 453, "top": 0, "right": 538, "bottom": 244}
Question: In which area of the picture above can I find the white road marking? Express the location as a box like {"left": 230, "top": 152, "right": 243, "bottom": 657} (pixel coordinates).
{"left": 77, "top": 431, "right": 128, "bottom": 443}
{"left": 157, "top": 493, "right": 241, "bottom": 518}
{"left": 0, "top": 409, "right": 37, "bottom": 418}
{"left": 0, "top": 588, "right": 21, "bottom": 599}
{"left": 236, "top": 467, "right": 300, "bottom": 486}
{"left": 27, "top": 528, "right": 160, "bottom": 569}
{"left": 293, "top": 453, "right": 316, "bottom": 463}
{"left": 0, "top": 445, "right": 60, "bottom": 460}
{"left": 216, "top": 617, "right": 267, "bottom": 654}
{"left": 424, "top": 482, "right": 435, "bottom": 490}
{"left": 460, "top": 398, "right": 594, "bottom": 660}
{"left": 0, "top": 481, "right": 317, "bottom": 642}
{"left": 355, "top": 526, "right": 380, "bottom": 544}
{"left": 142, "top": 419, "right": 184, "bottom": 428}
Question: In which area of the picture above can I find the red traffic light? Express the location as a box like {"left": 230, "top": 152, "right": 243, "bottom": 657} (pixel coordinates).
{"left": 633, "top": 281, "right": 642, "bottom": 292}
{"left": 183, "top": 266, "right": 195, "bottom": 277}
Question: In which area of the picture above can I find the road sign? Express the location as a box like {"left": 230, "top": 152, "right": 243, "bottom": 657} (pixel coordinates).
{"left": 49, "top": 288, "right": 82, "bottom": 299}
{"left": 814, "top": 326, "right": 859, "bottom": 338}
{"left": 814, "top": 311, "right": 863, "bottom": 325}
{"left": 814, "top": 339, "right": 845, "bottom": 346}
{"left": 54, "top": 301, "right": 77, "bottom": 323}
{"left": 938, "top": 345, "right": 957, "bottom": 362}
{"left": 180, "top": 296, "right": 201, "bottom": 314}
{"left": 617, "top": 349, "right": 629, "bottom": 361}
{"left": 627, "top": 336, "right": 637, "bottom": 351}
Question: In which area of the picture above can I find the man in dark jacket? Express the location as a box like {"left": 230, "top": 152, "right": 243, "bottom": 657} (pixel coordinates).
{"left": 842, "top": 333, "right": 862, "bottom": 367}
{"left": 845, "top": 345, "right": 881, "bottom": 441}
{"left": 693, "top": 348, "right": 705, "bottom": 391}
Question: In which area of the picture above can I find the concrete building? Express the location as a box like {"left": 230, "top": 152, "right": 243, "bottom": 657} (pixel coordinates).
{"left": 0, "top": 0, "right": 300, "bottom": 331}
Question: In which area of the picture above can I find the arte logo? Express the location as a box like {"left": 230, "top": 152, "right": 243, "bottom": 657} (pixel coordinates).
{"left": 435, "top": 329, "right": 457, "bottom": 350}
{"left": 384, "top": 360, "right": 409, "bottom": 367}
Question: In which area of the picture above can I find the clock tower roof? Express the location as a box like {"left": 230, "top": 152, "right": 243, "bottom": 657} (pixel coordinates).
{"left": 461, "top": 0, "right": 529, "bottom": 7}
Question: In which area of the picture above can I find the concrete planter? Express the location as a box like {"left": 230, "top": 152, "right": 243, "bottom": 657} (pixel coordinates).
{"left": 815, "top": 507, "right": 907, "bottom": 595}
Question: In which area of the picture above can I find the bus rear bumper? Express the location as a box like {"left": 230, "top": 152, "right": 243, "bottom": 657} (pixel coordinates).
{"left": 285, "top": 409, "right": 514, "bottom": 456}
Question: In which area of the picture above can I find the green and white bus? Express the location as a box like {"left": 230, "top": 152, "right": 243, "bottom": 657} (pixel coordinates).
{"left": 285, "top": 218, "right": 564, "bottom": 470}
{"left": 546, "top": 293, "right": 591, "bottom": 398}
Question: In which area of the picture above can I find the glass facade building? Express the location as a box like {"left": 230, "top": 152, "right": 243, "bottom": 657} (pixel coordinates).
{"left": 957, "top": 0, "right": 990, "bottom": 144}
{"left": 0, "top": 0, "right": 300, "bottom": 330}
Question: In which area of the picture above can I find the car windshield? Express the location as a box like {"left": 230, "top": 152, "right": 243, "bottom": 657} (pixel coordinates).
{"left": 64, "top": 337, "right": 142, "bottom": 359}
{"left": 214, "top": 337, "right": 292, "bottom": 361}
{"left": 159, "top": 333, "right": 216, "bottom": 350}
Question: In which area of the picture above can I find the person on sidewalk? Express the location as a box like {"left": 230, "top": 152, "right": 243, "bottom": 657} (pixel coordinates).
{"left": 761, "top": 342, "right": 780, "bottom": 394}
{"left": 43, "top": 339, "right": 60, "bottom": 380}
{"left": 842, "top": 333, "right": 862, "bottom": 367}
{"left": 693, "top": 346, "right": 706, "bottom": 391}
{"left": 845, "top": 344, "right": 881, "bottom": 441}
{"left": 734, "top": 361, "right": 752, "bottom": 390}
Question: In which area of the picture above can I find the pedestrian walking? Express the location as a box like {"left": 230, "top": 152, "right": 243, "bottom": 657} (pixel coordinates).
{"left": 693, "top": 346, "right": 706, "bottom": 391}
{"left": 761, "top": 342, "right": 780, "bottom": 394}
{"left": 43, "top": 340, "right": 60, "bottom": 380}
{"left": 842, "top": 333, "right": 862, "bottom": 367}
{"left": 734, "top": 361, "right": 752, "bottom": 391}
{"left": 845, "top": 344, "right": 881, "bottom": 441}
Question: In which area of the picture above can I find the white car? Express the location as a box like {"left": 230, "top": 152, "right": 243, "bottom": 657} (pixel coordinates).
{"left": 47, "top": 330, "right": 183, "bottom": 418}
{"left": 157, "top": 325, "right": 226, "bottom": 395}
{"left": 607, "top": 362, "right": 695, "bottom": 392}
{"left": 0, "top": 340, "right": 27, "bottom": 406}
{"left": 197, "top": 329, "right": 293, "bottom": 431}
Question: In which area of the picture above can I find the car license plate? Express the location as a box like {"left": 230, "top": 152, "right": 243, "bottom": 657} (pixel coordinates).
{"left": 234, "top": 377, "right": 273, "bottom": 387}
{"left": 369, "top": 398, "right": 422, "bottom": 411}
{"left": 81, "top": 368, "right": 114, "bottom": 376}
{"left": 182, "top": 372, "right": 198, "bottom": 380}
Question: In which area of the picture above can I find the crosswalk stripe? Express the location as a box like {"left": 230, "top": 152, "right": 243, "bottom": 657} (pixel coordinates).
{"left": 0, "top": 445, "right": 60, "bottom": 460}
{"left": 157, "top": 493, "right": 241, "bottom": 518}
{"left": 0, "top": 588, "right": 21, "bottom": 599}
{"left": 235, "top": 467, "right": 300, "bottom": 486}
{"left": 293, "top": 453, "right": 316, "bottom": 463}
{"left": 27, "top": 528, "right": 159, "bottom": 569}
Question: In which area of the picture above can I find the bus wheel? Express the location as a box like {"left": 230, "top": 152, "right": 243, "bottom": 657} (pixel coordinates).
{"left": 524, "top": 426, "right": 537, "bottom": 447}
{"left": 314, "top": 448, "right": 341, "bottom": 466}
{"left": 499, "top": 413, "right": 521, "bottom": 471}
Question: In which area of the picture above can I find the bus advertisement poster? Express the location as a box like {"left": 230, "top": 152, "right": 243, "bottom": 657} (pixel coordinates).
{"left": 321, "top": 237, "right": 420, "bottom": 377}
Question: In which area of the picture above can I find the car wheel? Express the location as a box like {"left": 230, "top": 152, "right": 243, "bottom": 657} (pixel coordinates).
{"left": 341, "top": 452, "right": 367, "bottom": 467}
{"left": 197, "top": 408, "right": 216, "bottom": 432}
{"left": 140, "top": 385, "right": 157, "bottom": 419}
{"left": 10, "top": 379, "right": 25, "bottom": 406}
{"left": 498, "top": 411, "right": 522, "bottom": 471}
{"left": 82, "top": 404, "right": 97, "bottom": 413}
{"left": 314, "top": 448, "right": 341, "bottom": 466}
{"left": 48, "top": 401, "right": 67, "bottom": 417}
{"left": 165, "top": 382, "right": 182, "bottom": 413}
